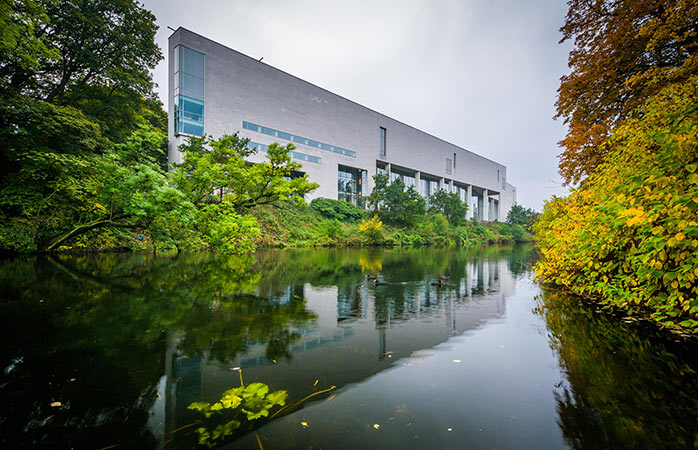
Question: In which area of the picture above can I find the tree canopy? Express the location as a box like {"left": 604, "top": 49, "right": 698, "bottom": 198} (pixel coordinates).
{"left": 556, "top": 0, "right": 698, "bottom": 184}
{"left": 506, "top": 204, "right": 539, "bottom": 232}
{"left": 365, "top": 174, "right": 426, "bottom": 227}
{"left": 171, "top": 134, "right": 318, "bottom": 209}
{"left": 428, "top": 189, "right": 469, "bottom": 226}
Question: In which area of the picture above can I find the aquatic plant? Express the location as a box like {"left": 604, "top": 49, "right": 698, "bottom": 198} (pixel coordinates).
{"left": 188, "top": 381, "right": 288, "bottom": 447}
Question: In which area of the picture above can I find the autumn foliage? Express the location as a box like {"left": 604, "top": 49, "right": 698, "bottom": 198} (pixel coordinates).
{"left": 556, "top": 0, "right": 698, "bottom": 184}
{"left": 536, "top": 78, "right": 698, "bottom": 333}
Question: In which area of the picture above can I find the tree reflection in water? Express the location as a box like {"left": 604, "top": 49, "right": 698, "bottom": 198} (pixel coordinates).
{"left": 537, "top": 290, "right": 698, "bottom": 450}
{"left": 0, "top": 252, "right": 317, "bottom": 449}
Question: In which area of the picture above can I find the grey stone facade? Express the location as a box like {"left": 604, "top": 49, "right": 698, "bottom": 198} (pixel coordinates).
{"left": 168, "top": 28, "right": 516, "bottom": 221}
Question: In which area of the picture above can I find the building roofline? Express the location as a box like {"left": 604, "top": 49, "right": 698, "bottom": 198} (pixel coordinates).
{"left": 169, "top": 26, "right": 506, "bottom": 168}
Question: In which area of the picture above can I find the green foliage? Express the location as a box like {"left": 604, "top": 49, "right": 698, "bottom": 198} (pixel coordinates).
{"left": 310, "top": 197, "right": 365, "bottom": 222}
{"left": 428, "top": 189, "right": 469, "bottom": 226}
{"left": 189, "top": 382, "right": 287, "bottom": 447}
{"left": 506, "top": 204, "right": 540, "bottom": 232}
{"left": 365, "top": 174, "right": 426, "bottom": 226}
{"left": 0, "top": 0, "right": 162, "bottom": 141}
{"left": 535, "top": 77, "right": 698, "bottom": 333}
{"left": 172, "top": 133, "right": 318, "bottom": 209}
{"left": 197, "top": 201, "right": 260, "bottom": 255}
{"left": 359, "top": 215, "right": 384, "bottom": 244}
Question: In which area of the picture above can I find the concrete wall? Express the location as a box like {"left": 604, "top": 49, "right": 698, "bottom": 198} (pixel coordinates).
{"left": 168, "top": 28, "right": 516, "bottom": 221}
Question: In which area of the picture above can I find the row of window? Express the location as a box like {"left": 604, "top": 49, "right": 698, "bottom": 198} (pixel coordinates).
{"left": 247, "top": 141, "right": 321, "bottom": 164}
{"left": 243, "top": 121, "right": 356, "bottom": 157}
{"left": 174, "top": 46, "right": 206, "bottom": 137}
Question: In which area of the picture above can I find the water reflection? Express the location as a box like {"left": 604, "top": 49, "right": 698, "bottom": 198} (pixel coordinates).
{"left": 0, "top": 247, "right": 521, "bottom": 448}
{"left": 537, "top": 291, "right": 698, "bottom": 450}
{"left": 3, "top": 245, "right": 696, "bottom": 449}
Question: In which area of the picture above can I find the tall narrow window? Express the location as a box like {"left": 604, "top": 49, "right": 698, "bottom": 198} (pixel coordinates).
{"left": 446, "top": 158, "right": 452, "bottom": 175}
{"left": 338, "top": 165, "right": 361, "bottom": 206}
{"left": 379, "top": 127, "right": 386, "bottom": 157}
{"left": 453, "top": 152, "right": 456, "bottom": 169}
{"left": 174, "top": 46, "right": 205, "bottom": 137}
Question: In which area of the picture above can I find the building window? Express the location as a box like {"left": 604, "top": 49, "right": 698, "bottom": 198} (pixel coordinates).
{"left": 453, "top": 152, "right": 456, "bottom": 169}
{"left": 243, "top": 121, "right": 356, "bottom": 157}
{"left": 338, "top": 165, "right": 362, "bottom": 206}
{"left": 174, "top": 46, "right": 205, "bottom": 137}
{"left": 446, "top": 158, "right": 452, "bottom": 175}
{"left": 247, "top": 141, "right": 321, "bottom": 164}
{"left": 379, "top": 127, "right": 386, "bottom": 157}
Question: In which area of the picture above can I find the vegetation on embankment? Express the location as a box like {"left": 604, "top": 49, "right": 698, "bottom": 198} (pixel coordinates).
{"left": 535, "top": 0, "right": 698, "bottom": 335}
{"left": 251, "top": 200, "right": 532, "bottom": 249}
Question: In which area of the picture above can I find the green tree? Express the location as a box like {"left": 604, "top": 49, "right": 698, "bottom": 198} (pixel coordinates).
{"left": 0, "top": 0, "right": 162, "bottom": 141}
{"left": 365, "top": 174, "right": 426, "bottom": 226}
{"left": 506, "top": 204, "right": 539, "bottom": 232}
{"left": 428, "top": 189, "right": 468, "bottom": 226}
{"left": 171, "top": 133, "right": 318, "bottom": 209}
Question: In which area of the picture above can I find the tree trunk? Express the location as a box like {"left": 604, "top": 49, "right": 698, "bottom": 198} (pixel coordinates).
{"left": 39, "top": 216, "right": 133, "bottom": 252}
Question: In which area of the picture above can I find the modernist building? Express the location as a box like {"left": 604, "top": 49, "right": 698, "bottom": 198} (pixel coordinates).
{"left": 168, "top": 28, "right": 517, "bottom": 221}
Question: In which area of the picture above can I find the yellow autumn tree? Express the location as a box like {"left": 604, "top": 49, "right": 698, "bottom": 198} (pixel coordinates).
{"left": 536, "top": 77, "right": 698, "bottom": 333}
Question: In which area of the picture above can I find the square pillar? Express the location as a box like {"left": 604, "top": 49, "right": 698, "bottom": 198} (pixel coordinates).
{"left": 466, "top": 185, "right": 473, "bottom": 219}
{"left": 482, "top": 189, "right": 489, "bottom": 222}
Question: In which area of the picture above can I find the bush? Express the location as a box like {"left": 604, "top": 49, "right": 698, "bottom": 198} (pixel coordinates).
{"left": 359, "top": 215, "right": 384, "bottom": 244}
{"left": 310, "top": 198, "right": 365, "bottom": 222}
{"left": 197, "top": 202, "right": 260, "bottom": 254}
{"left": 535, "top": 78, "right": 698, "bottom": 333}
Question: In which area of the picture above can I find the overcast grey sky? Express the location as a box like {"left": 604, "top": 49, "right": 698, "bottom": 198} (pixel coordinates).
{"left": 143, "top": 0, "right": 571, "bottom": 210}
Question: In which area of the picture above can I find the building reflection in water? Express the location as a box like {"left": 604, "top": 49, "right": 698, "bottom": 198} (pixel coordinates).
{"left": 160, "top": 251, "right": 518, "bottom": 447}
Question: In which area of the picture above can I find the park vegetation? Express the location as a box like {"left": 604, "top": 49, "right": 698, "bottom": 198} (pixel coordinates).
{"left": 536, "top": 0, "right": 698, "bottom": 334}
{"left": 0, "top": 0, "right": 531, "bottom": 256}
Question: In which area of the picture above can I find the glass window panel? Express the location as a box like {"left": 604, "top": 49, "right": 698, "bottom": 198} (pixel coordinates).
{"left": 277, "top": 131, "right": 292, "bottom": 141}
{"left": 380, "top": 127, "right": 386, "bottom": 156}
{"left": 181, "top": 97, "right": 204, "bottom": 116}
{"left": 182, "top": 121, "right": 204, "bottom": 136}
{"left": 181, "top": 47, "right": 205, "bottom": 78}
{"left": 181, "top": 73, "right": 204, "bottom": 98}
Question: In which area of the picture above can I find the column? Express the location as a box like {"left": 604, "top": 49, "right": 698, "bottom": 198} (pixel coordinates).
{"left": 466, "top": 185, "right": 472, "bottom": 219}
{"left": 415, "top": 171, "right": 421, "bottom": 196}
{"left": 482, "top": 189, "right": 489, "bottom": 222}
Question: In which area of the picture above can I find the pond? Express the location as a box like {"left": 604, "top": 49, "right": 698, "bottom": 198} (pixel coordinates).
{"left": 1, "top": 245, "right": 697, "bottom": 449}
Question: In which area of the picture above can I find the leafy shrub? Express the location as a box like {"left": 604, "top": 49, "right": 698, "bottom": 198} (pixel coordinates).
{"left": 197, "top": 202, "right": 260, "bottom": 254}
{"left": 323, "top": 219, "right": 344, "bottom": 238}
{"left": 310, "top": 197, "right": 364, "bottom": 222}
{"left": 535, "top": 78, "right": 698, "bottom": 333}
{"left": 359, "top": 215, "right": 384, "bottom": 243}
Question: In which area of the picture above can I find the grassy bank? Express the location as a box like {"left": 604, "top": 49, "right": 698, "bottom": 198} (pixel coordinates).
{"left": 250, "top": 202, "right": 532, "bottom": 249}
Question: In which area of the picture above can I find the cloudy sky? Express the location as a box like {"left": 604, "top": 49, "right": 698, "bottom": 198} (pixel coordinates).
{"left": 143, "top": 0, "right": 572, "bottom": 210}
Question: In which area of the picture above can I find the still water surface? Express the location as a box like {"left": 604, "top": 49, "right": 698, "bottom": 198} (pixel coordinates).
{"left": 1, "top": 246, "right": 697, "bottom": 449}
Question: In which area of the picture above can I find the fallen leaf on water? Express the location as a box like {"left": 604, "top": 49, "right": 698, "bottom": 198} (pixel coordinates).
{"left": 50, "top": 402, "right": 62, "bottom": 407}
{"left": 373, "top": 424, "right": 380, "bottom": 430}
{"left": 156, "top": 392, "right": 161, "bottom": 399}
{"left": 453, "top": 360, "right": 462, "bottom": 363}
{"left": 229, "top": 367, "right": 241, "bottom": 371}
{"left": 313, "top": 379, "right": 318, "bottom": 387}
{"left": 301, "top": 421, "right": 308, "bottom": 427}
{"left": 447, "top": 428, "right": 453, "bottom": 432}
